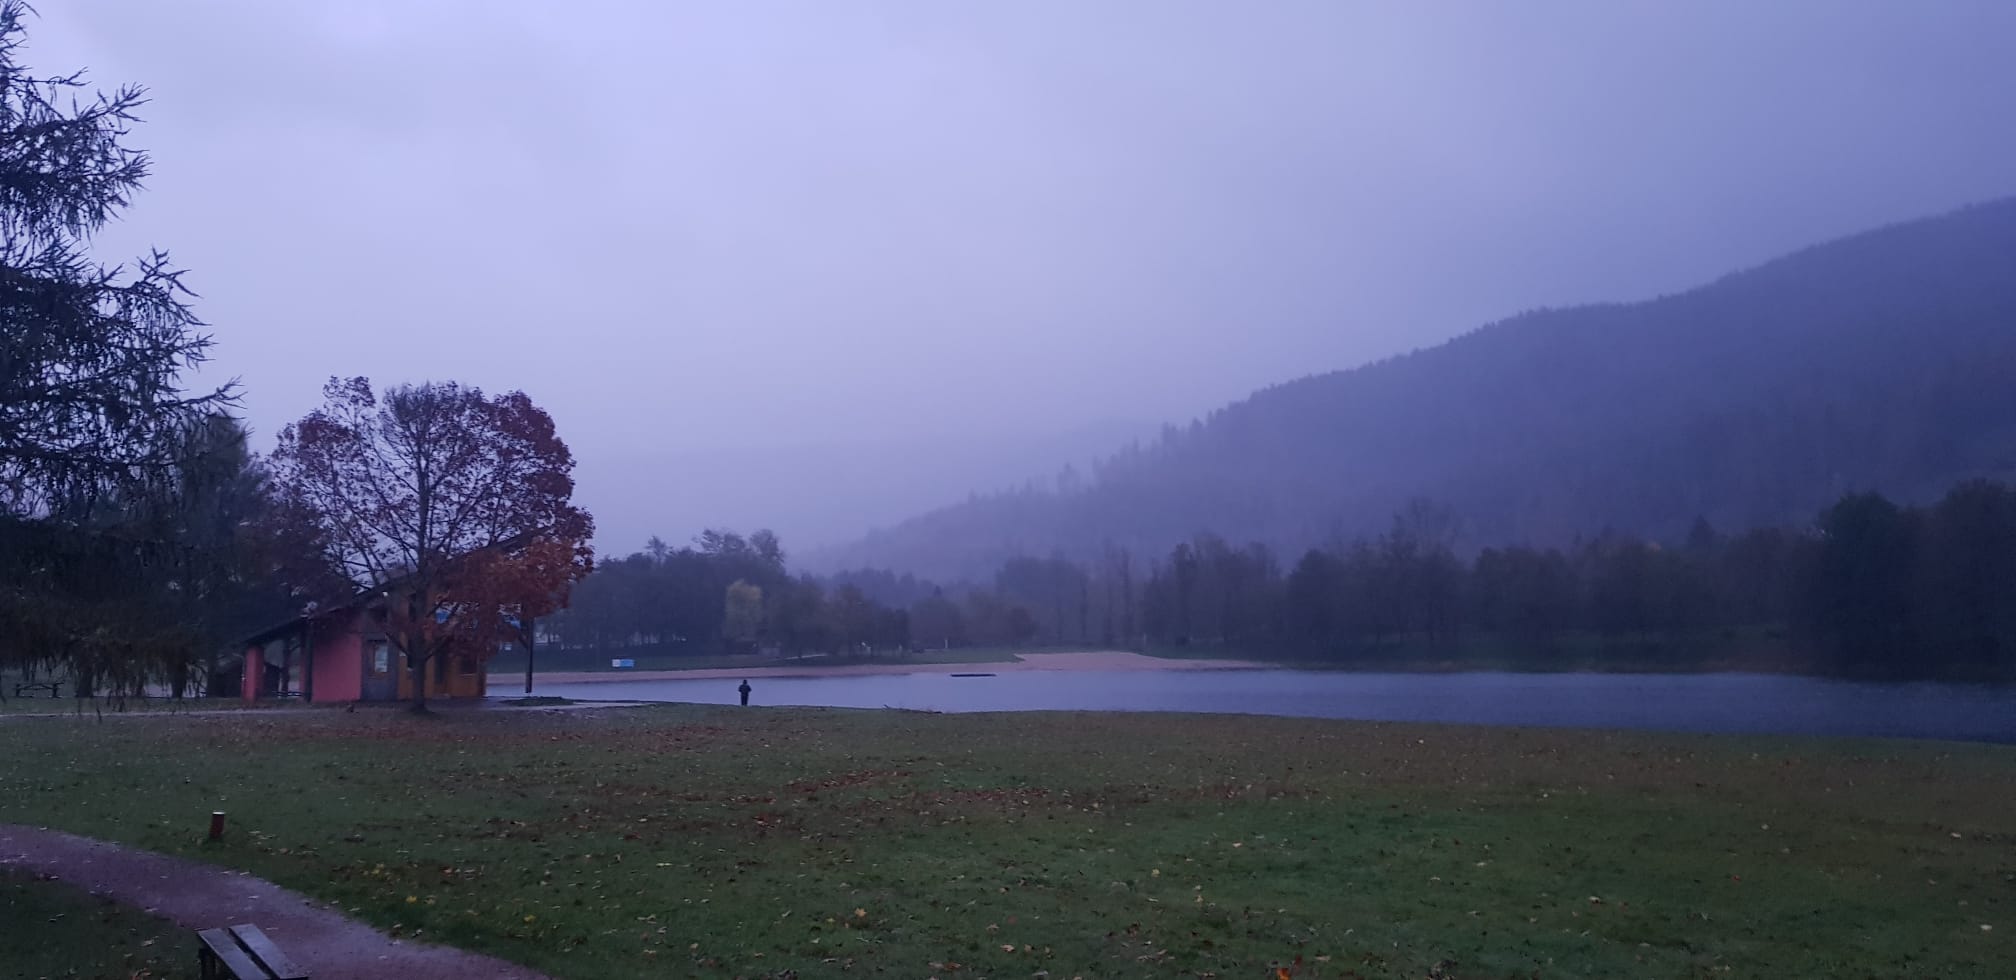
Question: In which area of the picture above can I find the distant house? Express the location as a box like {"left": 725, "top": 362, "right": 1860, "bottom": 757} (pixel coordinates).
{"left": 237, "top": 591, "right": 493, "bottom": 704}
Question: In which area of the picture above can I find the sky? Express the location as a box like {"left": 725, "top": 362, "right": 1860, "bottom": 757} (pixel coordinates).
{"left": 31, "top": 1, "right": 2016, "bottom": 554}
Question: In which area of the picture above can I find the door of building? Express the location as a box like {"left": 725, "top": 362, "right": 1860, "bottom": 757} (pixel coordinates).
{"left": 360, "top": 637, "right": 398, "bottom": 701}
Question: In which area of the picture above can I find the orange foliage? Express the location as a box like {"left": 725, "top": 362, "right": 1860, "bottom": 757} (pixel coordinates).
{"left": 382, "top": 536, "right": 592, "bottom": 667}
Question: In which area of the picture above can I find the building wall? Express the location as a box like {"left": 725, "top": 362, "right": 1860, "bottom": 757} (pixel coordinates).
{"left": 244, "top": 608, "right": 489, "bottom": 703}
{"left": 309, "top": 613, "right": 365, "bottom": 703}
{"left": 393, "top": 649, "right": 488, "bottom": 700}
{"left": 240, "top": 646, "right": 261, "bottom": 702}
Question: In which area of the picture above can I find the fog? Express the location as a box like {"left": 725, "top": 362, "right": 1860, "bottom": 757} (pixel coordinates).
{"left": 32, "top": 1, "right": 2016, "bottom": 552}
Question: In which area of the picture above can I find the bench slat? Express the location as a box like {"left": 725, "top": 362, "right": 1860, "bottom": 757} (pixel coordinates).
{"left": 197, "top": 927, "right": 270, "bottom": 979}
{"left": 230, "top": 923, "right": 309, "bottom": 979}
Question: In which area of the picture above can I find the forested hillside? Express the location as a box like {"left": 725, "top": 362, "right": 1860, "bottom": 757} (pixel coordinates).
{"left": 822, "top": 198, "right": 2016, "bottom": 580}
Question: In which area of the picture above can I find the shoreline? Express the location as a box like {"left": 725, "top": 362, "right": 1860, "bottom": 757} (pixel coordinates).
{"left": 521, "top": 650, "right": 1263, "bottom": 685}
{"left": 499, "top": 652, "right": 2016, "bottom": 689}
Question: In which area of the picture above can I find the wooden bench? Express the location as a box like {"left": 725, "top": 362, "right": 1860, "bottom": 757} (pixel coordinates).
{"left": 196, "top": 924, "right": 308, "bottom": 979}
{"left": 12, "top": 681, "right": 60, "bottom": 697}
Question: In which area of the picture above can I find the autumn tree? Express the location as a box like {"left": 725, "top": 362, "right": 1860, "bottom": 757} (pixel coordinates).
{"left": 269, "top": 377, "right": 593, "bottom": 710}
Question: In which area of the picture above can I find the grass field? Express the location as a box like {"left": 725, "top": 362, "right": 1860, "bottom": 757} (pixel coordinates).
{"left": 1, "top": 705, "right": 2010, "bottom": 978}
{"left": 0, "top": 687, "right": 292, "bottom": 718}
{"left": 1, "top": 866, "right": 198, "bottom": 978}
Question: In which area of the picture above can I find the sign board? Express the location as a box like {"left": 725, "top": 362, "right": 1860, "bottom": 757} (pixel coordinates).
{"left": 611, "top": 658, "right": 635, "bottom": 669}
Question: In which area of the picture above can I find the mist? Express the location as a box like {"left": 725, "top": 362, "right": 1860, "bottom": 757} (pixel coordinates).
{"left": 30, "top": 0, "right": 2016, "bottom": 553}
{"left": 9, "top": 7, "right": 2016, "bottom": 970}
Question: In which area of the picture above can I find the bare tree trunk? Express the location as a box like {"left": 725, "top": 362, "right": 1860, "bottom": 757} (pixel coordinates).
{"left": 409, "top": 651, "right": 431, "bottom": 713}
{"left": 523, "top": 617, "right": 536, "bottom": 695}
{"left": 403, "top": 623, "right": 431, "bottom": 713}
{"left": 402, "top": 584, "right": 433, "bottom": 713}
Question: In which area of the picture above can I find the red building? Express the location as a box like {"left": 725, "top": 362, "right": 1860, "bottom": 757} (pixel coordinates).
{"left": 238, "top": 597, "right": 490, "bottom": 704}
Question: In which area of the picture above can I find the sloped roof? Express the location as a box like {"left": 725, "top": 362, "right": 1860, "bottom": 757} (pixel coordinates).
{"left": 237, "top": 528, "right": 552, "bottom": 646}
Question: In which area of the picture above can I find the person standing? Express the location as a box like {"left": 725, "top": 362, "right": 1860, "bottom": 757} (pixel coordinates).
{"left": 738, "top": 679, "right": 752, "bottom": 706}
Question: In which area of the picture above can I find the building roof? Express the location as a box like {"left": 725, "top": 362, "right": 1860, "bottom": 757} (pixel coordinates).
{"left": 238, "top": 528, "right": 552, "bottom": 647}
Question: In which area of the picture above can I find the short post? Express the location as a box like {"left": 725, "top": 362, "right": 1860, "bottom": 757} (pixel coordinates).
{"left": 208, "top": 811, "right": 225, "bottom": 842}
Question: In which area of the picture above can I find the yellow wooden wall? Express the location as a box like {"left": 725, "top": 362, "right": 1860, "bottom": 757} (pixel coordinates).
{"left": 394, "top": 651, "right": 488, "bottom": 700}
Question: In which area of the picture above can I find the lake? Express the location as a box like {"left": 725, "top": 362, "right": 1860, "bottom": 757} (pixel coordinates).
{"left": 499, "top": 669, "right": 2016, "bottom": 743}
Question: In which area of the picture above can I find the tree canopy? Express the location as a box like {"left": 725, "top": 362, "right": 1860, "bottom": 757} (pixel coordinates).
{"left": 269, "top": 377, "right": 593, "bottom": 709}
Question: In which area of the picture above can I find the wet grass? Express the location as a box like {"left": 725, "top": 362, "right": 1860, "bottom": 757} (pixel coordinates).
{"left": 0, "top": 692, "right": 282, "bottom": 717}
{"left": 1, "top": 706, "right": 2010, "bottom": 978}
{"left": 0, "top": 866, "right": 199, "bottom": 978}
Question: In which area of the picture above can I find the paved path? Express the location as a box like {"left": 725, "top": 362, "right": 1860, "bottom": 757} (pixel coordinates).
{"left": 0, "top": 825, "right": 549, "bottom": 980}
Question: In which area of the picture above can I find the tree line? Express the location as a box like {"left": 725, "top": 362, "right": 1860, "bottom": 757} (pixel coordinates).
{"left": 1130, "top": 484, "right": 2016, "bottom": 680}
{"left": 1162, "top": 482, "right": 2014, "bottom": 679}
{"left": 556, "top": 481, "right": 2016, "bottom": 682}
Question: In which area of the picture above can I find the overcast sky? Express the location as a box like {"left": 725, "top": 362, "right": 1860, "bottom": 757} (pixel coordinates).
{"left": 32, "top": 2, "right": 2016, "bottom": 551}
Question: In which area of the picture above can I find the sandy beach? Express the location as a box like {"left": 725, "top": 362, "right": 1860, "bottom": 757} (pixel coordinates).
{"left": 530, "top": 650, "right": 1262, "bottom": 685}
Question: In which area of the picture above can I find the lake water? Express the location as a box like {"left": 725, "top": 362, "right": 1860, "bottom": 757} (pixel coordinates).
{"left": 499, "top": 669, "right": 2016, "bottom": 743}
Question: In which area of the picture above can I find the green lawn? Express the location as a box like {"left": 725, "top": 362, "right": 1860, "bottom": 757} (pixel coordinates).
{"left": 1, "top": 706, "right": 2009, "bottom": 978}
{"left": 0, "top": 690, "right": 292, "bottom": 717}
{"left": 1, "top": 866, "right": 199, "bottom": 979}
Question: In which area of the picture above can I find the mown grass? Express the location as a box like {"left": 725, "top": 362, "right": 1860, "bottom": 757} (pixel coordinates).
{"left": 1, "top": 706, "right": 2010, "bottom": 979}
{"left": 0, "top": 693, "right": 295, "bottom": 717}
{"left": 0, "top": 866, "right": 199, "bottom": 978}
{"left": 0, "top": 693, "right": 269, "bottom": 718}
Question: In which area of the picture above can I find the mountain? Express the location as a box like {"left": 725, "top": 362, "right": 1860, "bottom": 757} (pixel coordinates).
{"left": 819, "top": 198, "right": 2016, "bottom": 581}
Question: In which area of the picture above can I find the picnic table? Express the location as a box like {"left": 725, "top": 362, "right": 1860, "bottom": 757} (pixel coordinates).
{"left": 12, "top": 681, "right": 60, "bottom": 698}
